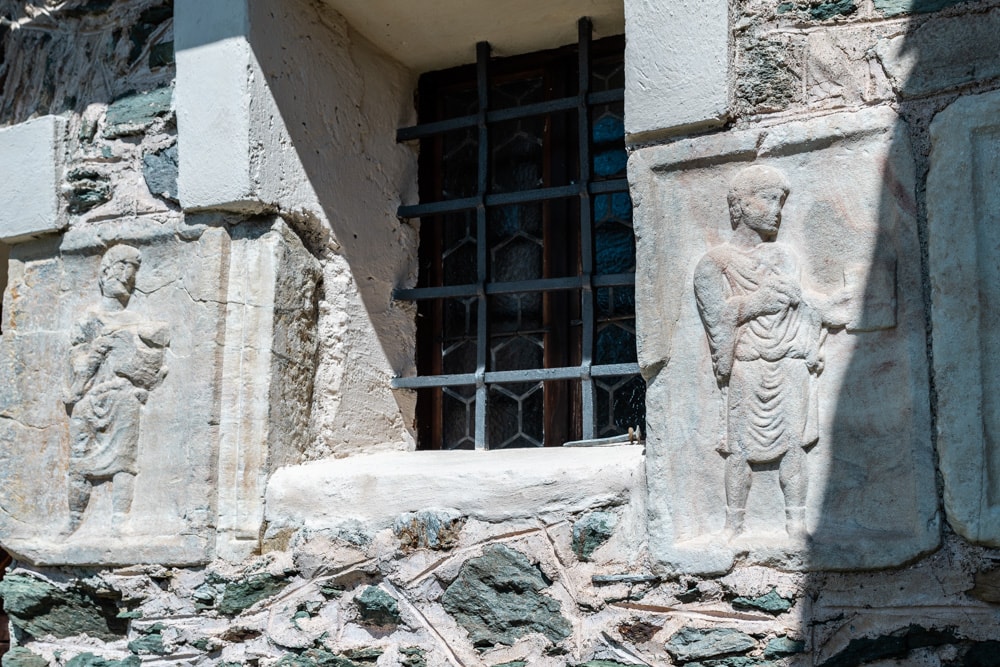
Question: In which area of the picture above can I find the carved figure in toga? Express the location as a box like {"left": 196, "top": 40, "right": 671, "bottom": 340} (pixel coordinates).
{"left": 64, "top": 245, "right": 169, "bottom": 535}
{"left": 694, "top": 165, "right": 846, "bottom": 540}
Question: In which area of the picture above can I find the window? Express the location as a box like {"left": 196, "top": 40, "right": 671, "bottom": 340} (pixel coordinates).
{"left": 394, "top": 20, "right": 644, "bottom": 450}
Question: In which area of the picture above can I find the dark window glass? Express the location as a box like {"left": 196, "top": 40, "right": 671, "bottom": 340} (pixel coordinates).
{"left": 398, "top": 24, "right": 644, "bottom": 450}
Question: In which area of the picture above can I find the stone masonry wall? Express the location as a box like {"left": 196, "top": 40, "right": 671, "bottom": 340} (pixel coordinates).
{"left": 1, "top": 0, "right": 1000, "bottom": 666}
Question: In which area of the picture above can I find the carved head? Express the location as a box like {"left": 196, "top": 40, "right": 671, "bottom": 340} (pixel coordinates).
{"left": 727, "top": 165, "right": 790, "bottom": 239}
{"left": 98, "top": 244, "right": 142, "bottom": 305}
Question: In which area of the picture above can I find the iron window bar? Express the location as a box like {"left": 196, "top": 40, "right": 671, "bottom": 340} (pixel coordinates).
{"left": 395, "top": 18, "right": 638, "bottom": 449}
{"left": 396, "top": 90, "right": 624, "bottom": 142}
{"left": 391, "top": 362, "right": 642, "bottom": 390}
{"left": 397, "top": 178, "right": 629, "bottom": 219}
{"left": 393, "top": 273, "right": 636, "bottom": 302}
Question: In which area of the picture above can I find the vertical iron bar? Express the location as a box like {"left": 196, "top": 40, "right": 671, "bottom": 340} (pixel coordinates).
{"left": 577, "top": 18, "right": 595, "bottom": 439}
{"left": 475, "top": 41, "right": 491, "bottom": 450}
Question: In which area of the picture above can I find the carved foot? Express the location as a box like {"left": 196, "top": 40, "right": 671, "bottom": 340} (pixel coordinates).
{"left": 785, "top": 506, "right": 809, "bottom": 541}
{"left": 722, "top": 508, "right": 745, "bottom": 542}
{"left": 59, "top": 513, "right": 83, "bottom": 538}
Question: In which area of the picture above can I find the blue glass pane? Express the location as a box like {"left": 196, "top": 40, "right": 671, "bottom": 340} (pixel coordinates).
{"left": 595, "top": 225, "right": 635, "bottom": 274}
{"left": 594, "top": 148, "right": 627, "bottom": 177}
{"left": 595, "top": 192, "right": 632, "bottom": 224}
{"left": 593, "top": 115, "right": 625, "bottom": 144}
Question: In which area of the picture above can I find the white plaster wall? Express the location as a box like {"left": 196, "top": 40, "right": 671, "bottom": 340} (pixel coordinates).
{"left": 243, "top": 0, "right": 420, "bottom": 457}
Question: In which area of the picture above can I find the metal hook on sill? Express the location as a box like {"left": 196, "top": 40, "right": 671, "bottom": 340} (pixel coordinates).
{"left": 562, "top": 426, "right": 644, "bottom": 448}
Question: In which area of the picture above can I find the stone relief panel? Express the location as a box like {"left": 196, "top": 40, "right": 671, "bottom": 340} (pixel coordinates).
{"left": 0, "top": 217, "right": 318, "bottom": 566}
{"left": 929, "top": 89, "right": 1000, "bottom": 546}
{"left": 630, "top": 107, "right": 936, "bottom": 573}
{"left": 64, "top": 244, "right": 170, "bottom": 536}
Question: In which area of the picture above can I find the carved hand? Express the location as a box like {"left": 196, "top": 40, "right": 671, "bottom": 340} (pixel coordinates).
{"left": 807, "top": 351, "right": 825, "bottom": 375}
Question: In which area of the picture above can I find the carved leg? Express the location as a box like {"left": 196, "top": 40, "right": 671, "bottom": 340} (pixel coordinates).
{"left": 779, "top": 447, "right": 808, "bottom": 539}
{"left": 65, "top": 472, "right": 91, "bottom": 535}
{"left": 112, "top": 471, "right": 136, "bottom": 525}
{"left": 723, "top": 453, "right": 751, "bottom": 540}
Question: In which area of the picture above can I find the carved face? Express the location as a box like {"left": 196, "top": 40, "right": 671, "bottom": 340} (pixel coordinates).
{"left": 739, "top": 186, "right": 787, "bottom": 240}
{"left": 100, "top": 259, "right": 138, "bottom": 302}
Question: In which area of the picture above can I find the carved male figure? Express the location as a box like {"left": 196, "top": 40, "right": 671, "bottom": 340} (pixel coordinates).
{"left": 694, "top": 165, "right": 845, "bottom": 540}
{"left": 64, "top": 245, "right": 169, "bottom": 534}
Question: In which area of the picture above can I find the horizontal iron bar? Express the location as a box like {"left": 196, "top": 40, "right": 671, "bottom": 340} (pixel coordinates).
{"left": 393, "top": 273, "right": 636, "bottom": 301}
{"left": 396, "top": 89, "right": 625, "bottom": 142}
{"left": 396, "top": 113, "right": 478, "bottom": 142}
{"left": 391, "top": 362, "right": 641, "bottom": 389}
{"left": 398, "top": 178, "right": 629, "bottom": 218}
{"left": 590, "top": 178, "right": 629, "bottom": 194}
{"left": 398, "top": 196, "right": 480, "bottom": 218}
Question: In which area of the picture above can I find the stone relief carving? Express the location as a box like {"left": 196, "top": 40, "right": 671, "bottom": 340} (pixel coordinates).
{"left": 633, "top": 107, "right": 937, "bottom": 572}
{"left": 693, "top": 166, "right": 851, "bottom": 542}
{"left": 63, "top": 245, "right": 169, "bottom": 535}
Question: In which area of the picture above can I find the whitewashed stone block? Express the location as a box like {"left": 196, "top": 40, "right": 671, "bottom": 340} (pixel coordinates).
{"left": 0, "top": 116, "right": 66, "bottom": 242}
{"left": 624, "top": 0, "right": 729, "bottom": 140}
{"left": 928, "top": 89, "right": 1000, "bottom": 547}
{"left": 0, "top": 218, "right": 318, "bottom": 566}
{"left": 630, "top": 107, "right": 936, "bottom": 573}
{"left": 174, "top": 0, "right": 255, "bottom": 210}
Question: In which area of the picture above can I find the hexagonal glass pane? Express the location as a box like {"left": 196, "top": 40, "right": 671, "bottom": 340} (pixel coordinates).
{"left": 488, "top": 382, "right": 543, "bottom": 449}
{"left": 595, "top": 374, "right": 646, "bottom": 438}
{"left": 443, "top": 385, "right": 476, "bottom": 450}
{"left": 489, "top": 292, "right": 543, "bottom": 334}
{"left": 490, "top": 334, "right": 544, "bottom": 372}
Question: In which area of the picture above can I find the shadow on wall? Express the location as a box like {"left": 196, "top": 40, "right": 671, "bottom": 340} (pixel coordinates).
{"left": 805, "top": 0, "right": 1000, "bottom": 663}
{"left": 177, "top": 0, "right": 421, "bottom": 452}
{"left": 244, "top": 0, "right": 420, "bottom": 451}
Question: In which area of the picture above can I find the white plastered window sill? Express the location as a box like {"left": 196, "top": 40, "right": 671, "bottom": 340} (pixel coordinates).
{"left": 264, "top": 445, "right": 646, "bottom": 533}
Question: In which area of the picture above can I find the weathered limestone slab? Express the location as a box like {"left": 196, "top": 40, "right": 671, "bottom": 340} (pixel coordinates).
{"left": 265, "top": 446, "right": 646, "bottom": 532}
{"left": 0, "top": 116, "right": 66, "bottom": 242}
{"left": 875, "top": 6, "right": 1000, "bottom": 98}
{"left": 0, "top": 225, "right": 225, "bottom": 565}
{"left": 624, "top": 0, "right": 729, "bottom": 141}
{"left": 216, "top": 220, "right": 320, "bottom": 560}
{"left": 0, "top": 217, "right": 319, "bottom": 566}
{"left": 630, "top": 106, "right": 936, "bottom": 573}
{"left": 928, "top": 89, "right": 1000, "bottom": 547}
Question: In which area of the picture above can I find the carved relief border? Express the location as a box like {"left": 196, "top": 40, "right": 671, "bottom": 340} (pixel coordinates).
{"left": 928, "top": 89, "right": 1000, "bottom": 546}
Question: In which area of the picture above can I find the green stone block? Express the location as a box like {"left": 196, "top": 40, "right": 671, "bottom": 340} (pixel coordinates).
{"left": 808, "top": 0, "right": 857, "bottom": 19}
{"left": 0, "top": 574, "right": 126, "bottom": 641}
{"left": 572, "top": 511, "right": 617, "bottom": 561}
{"left": 2, "top": 647, "right": 49, "bottom": 667}
{"left": 665, "top": 627, "right": 758, "bottom": 663}
{"left": 103, "top": 88, "right": 173, "bottom": 138}
{"left": 764, "top": 636, "right": 806, "bottom": 658}
{"left": 732, "top": 588, "right": 794, "bottom": 615}
{"left": 441, "top": 544, "right": 571, "bottom": 649}
{"left": 65, "top": 654, "right": 141, "bottom": 667}
{"left": 127, "top": 632, "right": 166, "bottom": 655}
{"left": 217, "top": 573, "right": 291, "bottom": 616}
{"left": 355, "top": 586, "right": 401, "bottom": 626}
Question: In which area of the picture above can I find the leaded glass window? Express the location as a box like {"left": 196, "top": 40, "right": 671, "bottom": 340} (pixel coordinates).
{"left": 393, "top": 20, "right": 644, "bottom": 450}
